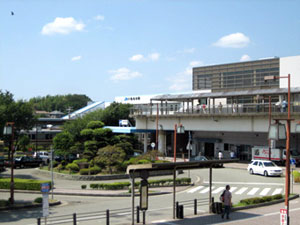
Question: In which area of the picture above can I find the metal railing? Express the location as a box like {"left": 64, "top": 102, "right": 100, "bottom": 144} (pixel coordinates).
{"left": 130, "top": 102, "right": 300, "bottom": 116}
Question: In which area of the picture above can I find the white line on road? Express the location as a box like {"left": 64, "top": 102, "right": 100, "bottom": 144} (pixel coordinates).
{"left": 235, "top": 187, "right": 248, "bottom": 195}
{"left": 247, "top": 187, "right": 260, "bottom": 195}
{"left": 230, "top": 187, "right": 237, "bottom": 193}
{"left": 187, "top": 186, "right": 204, "bottom": 193}
{"left": 203, "top": 181, "right": 284, "bottom": 186}
{"left": 259, "top": 188, "right": 271, "bottom": 196}
{"left": 272, "top": 188, "right": 282, "bottom": 195}
{"left": 212, "top": 187, "right": 224, "bottom": 194}
{"left": 199, "top": 186, "right": 214, "bottom": 194}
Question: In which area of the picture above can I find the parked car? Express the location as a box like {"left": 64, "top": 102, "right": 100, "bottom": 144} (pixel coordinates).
{"left": 247, "top": 160, "right": 282, "bottom": 177}
{"left": 190, "top": 155, "right": 223, "bottom": 168}
{"left": 5, "top": 156, "right": 44, "bottom": 168}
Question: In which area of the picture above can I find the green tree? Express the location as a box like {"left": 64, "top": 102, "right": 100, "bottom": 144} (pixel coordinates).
{"left": 95, "top": 145, "right": 126, "bottom": 174}
{"left": 17, "top": 135, "right": 30, "bottom": 151}
{"left": 53, "top": 131, "right": 74, "bottom": 157}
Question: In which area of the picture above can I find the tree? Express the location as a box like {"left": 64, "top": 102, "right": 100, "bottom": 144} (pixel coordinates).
{"left": 95, "top": 145, "right": 126, "bottom": 174}
{"left": 53, "top": 131, "right": 74, "bottom": 157}
{"left": 17, "top": 135, "right": 30, "bottom": 151}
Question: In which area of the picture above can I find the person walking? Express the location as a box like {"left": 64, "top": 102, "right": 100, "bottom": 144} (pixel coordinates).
{"left": 221, "top": 185, "right": 232, "bottom": 219}
{"left": 218, "top": 151, "right": 223, "bottom": 160}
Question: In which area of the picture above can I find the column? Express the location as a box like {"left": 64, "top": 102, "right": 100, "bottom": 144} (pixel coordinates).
{"left": 158, "top": 131, "right": 166, "bottom": 155}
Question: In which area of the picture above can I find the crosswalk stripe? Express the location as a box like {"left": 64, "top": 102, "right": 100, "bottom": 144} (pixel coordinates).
{"left": 247, "top": 187, "right": 260, "bottom": 195}
{"left": 272, "top": 188, "right": 282, "bottom": 195}
{"left": 235, "top": 187, "right": 248, "bottom": 195}
{"left": 260, "top": 188, "right": 271, "bottom": 196}
{"left": 199, "top": 186, "right": 214, "bottom": 194}
{"left": 230, "top": 187, "right": 237, "bottom": 193}
{"left": 212, "top": 187, "right": 224, "bottom": 194}
{"left": 187, "top": 186, "right": 204, "bottom": 193}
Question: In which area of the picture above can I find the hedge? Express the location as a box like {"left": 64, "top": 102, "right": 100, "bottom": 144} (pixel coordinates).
{"left": 0, "top": 178, "right": 51, "bottom": 191}
{"left": 293, "top": 170, "right": 300, "bottom": 183}
{"left": 66, "top": 163, "right": 80, "bottom": 172}
{"left": 239, "top": 194, "right": 283, "bottom": 205}
{"left": 79, "top": 167, "right": 101, "bottom": 175}
{"left": 89, "top": 177, "right": 192, "bottom": 190}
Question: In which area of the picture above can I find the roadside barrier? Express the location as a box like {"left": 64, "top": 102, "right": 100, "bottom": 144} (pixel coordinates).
{"left": 176, "top": 197, "right": 209, "bottom": 219}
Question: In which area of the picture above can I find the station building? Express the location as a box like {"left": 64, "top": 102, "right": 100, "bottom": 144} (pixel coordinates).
{"left": 131, "top": 55, "right": 300, "bottom": 161}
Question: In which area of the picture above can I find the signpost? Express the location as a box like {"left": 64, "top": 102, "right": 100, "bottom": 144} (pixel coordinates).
{"left": 41, "top": 183, "right": 50, "bottom": 224}
{"left": 290, "top": 159, "right": 296, "bottom": 194}
{"left": 140, "top": 179, "right": 148, "bottom": 225}
{"left": 280, "top": 208, "right": 287, "bottom": 225}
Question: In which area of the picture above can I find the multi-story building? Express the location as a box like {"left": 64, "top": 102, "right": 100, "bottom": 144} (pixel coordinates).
{"left": 131, "top": 55, "right": 300, "bottom": 161}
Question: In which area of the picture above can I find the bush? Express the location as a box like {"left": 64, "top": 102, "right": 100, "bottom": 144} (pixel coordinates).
{"left": 293, "top": 170, "right": 300, "bottom": 183}
{"left": 79, "top": 166, "right": 101, "bottom": 175}
{"left": 0, "top": 178, "right": 51, "bottom": 191}
{"left": 0, "top": 200, "right": 9, "bottom": 207}
{"left": 137, "top": 159, "right": 151, "bottom": 164}
{"left": 81, "top": 185, "right": 87, "bottom": 189}
{"left": 272, "top": 194, "right": 283, "bottom": 200}
{"left": 66, "top": 163, "right": 80, "bottom": 172}
{"left": 90, "top": 182, "right": 130, "bottom": 190}
{"left": 34, "top": 197, "right": 43, "bottom": 203}
{"left": 80, "top": 169, "right": 89, "bottom": 175}
{"left": 240, "top": 194, "right": 283, "bottom": 205}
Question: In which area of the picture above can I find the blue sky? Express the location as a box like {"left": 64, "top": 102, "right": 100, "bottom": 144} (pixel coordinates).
{"left": 1, "top": 0, "right": 300, "bottom": 102}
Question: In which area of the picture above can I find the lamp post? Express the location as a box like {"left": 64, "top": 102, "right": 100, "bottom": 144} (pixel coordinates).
{"left": 265, "top": 74, "right": 291, "bottom": 225}
{"left": 3, "top": 122, "right": 15, "bottom": 204}
{"left": 35, "top": 124, "right": 41, "bottom": 154}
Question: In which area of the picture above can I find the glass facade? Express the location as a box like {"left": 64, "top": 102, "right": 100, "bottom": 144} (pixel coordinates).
{"left": 193, "top": 58, "right": 280, "bottom": 92}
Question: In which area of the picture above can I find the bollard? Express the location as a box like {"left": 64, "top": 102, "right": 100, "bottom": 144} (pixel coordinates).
{"left": 178, "top": 205, "right": 184, "bottom": 219}
{"left": 194, "top": 199, "right": 197, "bottom": 215}
{"left": 137, "top": 206, "right": 140, "bottom": 223}
{"left": 37, "top": 218, "right": 41, "bottom": 225}
{"left": 73, "top": 213, "right": 77, "bottom": 225}
{"left": 143, "top": 210, "right": 146, "bottom": 225}
{"left": 106, "top": 209, "right": 110, "bottom": 225}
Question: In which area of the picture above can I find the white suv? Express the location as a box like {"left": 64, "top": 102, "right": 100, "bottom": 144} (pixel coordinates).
{"left": 247, "top": 160, "right": 282, "bottom": 177}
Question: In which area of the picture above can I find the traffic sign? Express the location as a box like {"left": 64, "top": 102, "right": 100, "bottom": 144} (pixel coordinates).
{"left": 41, "top": 183, "right": 50, "bottom": 193}
{"left": 280, "top": 208, "right": 287, "bottom": 225}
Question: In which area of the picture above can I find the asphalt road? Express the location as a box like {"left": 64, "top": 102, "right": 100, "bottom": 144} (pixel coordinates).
{"left": 0, "top": 166, "right": 294, "bottom": 225}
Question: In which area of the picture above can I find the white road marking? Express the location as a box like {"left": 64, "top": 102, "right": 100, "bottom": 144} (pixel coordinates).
{"left": 230, "top": 187, "right": 237, "bottom": 193}
{"left": 199, "top": 186, "right": 214, "bottom": 194}
{"left": 187, "top": 186, "right": 204, "bottom": 193}
{"left": 247, "top": 187, "right": 260, "bottom": 195}
{"left": 212, "top": 187, "right": 224, "bottom": 194}
{"left": 235, "top": 187, "right": 248, "bottom": 195}
{"left": 272, "top": 188, "right": 282, "bottom": 195}
{"left": 259, "top": 188, "right": 271, "bottom": 196}
{"left": 203, "top": 181, "right": 284, "bottom": 186}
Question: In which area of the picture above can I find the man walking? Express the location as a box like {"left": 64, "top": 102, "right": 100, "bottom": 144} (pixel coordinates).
{"left": 221, "top": 185, "right": 232, "bottom": 219}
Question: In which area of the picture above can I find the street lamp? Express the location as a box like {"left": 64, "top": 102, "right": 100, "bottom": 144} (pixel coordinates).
{"left": 173, "top": 124, "right": 184, "bottom": 162}
{"left": 265, "top": 74, "right": 291, "bottom": 225}
{"left": 3, "top": 122, "right": 15, "bottom": 204}
{"left": 268, "top": 122, "right": 287, "bottom": 140}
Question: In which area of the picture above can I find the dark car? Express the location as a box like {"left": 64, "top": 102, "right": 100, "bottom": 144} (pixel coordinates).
{"left": 5, "top": 156, "right": 44, "bottom": 168}
{"left": 190, "top": 155, "right": 223, "bottom": 168}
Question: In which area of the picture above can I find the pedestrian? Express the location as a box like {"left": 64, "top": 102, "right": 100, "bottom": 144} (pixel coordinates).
{"left": 218, "top": 151, "right": 223, "bottom": 160}
{"left": 221, "top": 185, "right": 232, "bottom": 219}
{"left": 281, "top": 99, "right": 287, "bottom": 112}
{"left": 218, "top": 102, "right": 223, "bottom": 113}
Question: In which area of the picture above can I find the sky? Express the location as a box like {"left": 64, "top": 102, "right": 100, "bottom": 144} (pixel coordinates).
{"left": 1, "top": 0, "right": 300, "bottom": 102}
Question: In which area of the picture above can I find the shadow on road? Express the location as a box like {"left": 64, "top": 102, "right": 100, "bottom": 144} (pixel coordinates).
{"left": 153, "top": 211, "right": 261, "bottom": 224}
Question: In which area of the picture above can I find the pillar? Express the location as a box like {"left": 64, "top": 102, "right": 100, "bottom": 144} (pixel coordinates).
{"left": 158, "top": 131, "right": 166, "bottom": 155}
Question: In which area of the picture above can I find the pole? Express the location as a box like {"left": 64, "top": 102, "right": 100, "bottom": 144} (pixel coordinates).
{"left": 268, "top": 96, "right": 272, "bottom": 161}
{"left": 285, "top": 74, "right": 291, "bottom": 225}
{"left": 10, "top": 123, "right": 15, "bottom": 204}
{"left": 173, "top": 168, "right": 176, "bottom": 219}
{"left": 51, "top": 147, "right": 54, "bottom": 200}
{"left": 156, "top": 103, "right": 159, "bottom": 149}
{"left": 174, "top": 124, "right": 177, "bottom": 162}
{"left": 209, "top": 166, "right": 212, "bottom": 213}
{"left": 131, "top": 172, "right": 135, "bottom": 225}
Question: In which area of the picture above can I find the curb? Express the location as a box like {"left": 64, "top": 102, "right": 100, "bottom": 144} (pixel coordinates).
{"left": 232, "top": 194, "right": 299, "bottom": 211}
{"left": 0, "top": 200, "right": 61, "bottom": 211}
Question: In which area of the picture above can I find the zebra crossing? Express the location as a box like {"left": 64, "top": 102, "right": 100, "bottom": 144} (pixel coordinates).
{"left": 186, "top": 185, "right": 283, "bottom": 196}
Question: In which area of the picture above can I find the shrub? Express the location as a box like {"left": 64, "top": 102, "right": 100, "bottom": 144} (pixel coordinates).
{"left": 80, "top": 169, "right": 89, "bottom": 175}
{"left": 34, "top": 197, "right": 43, "bottom": 203}
{"left": 0, "top": 178, "right": 51, "bottom": 191}
{"left": 261, "top": 196, "right": 272, "bottom": 202}
{"left": 73, "top": 158, "right": 88, "bottom": 165}
{"left": 137, "top": 159, "right": 151, "bottom": 164}
{"left": 81, "top": 185, "right": 87, "bottom": 189}
{"left": 272, "top": 194, "right": 283, "bottom": 200}
{"left": 240, "top": 194, "right": 283, "bottom": 205}
{"left": 293, "top": 170, "right": 300, "bottom": 183}
{"left": 0, "top": 200, "right": 9, "bottom": 207}
{"left": 66, "top": 163, "right": 80, "bottom": 172}
{"left": 79, "top": 167, "right": 101, "bottom": 175}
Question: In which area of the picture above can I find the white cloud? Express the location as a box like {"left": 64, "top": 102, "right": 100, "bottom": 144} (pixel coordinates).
{"left": 129, "top": 54, "right": 145, "bottom": 62}
{"left": 94, "top": 15, "right": 105, "bottom": 21}
{"left": 213, "top": 32, "right": 250, "bottom": 48}
{"left": 71, "top": 56, "right": 82, "bottom": 61}
{"left": 109, "top": 67, "right": 142, "bottom": 81}
{"left": 240, "top": 54, "right": 251, "bottom": 62}
{"left": 41, "top": 17, "right": 85, "bottom": 35}
{"left": 148, "top": 53, "right": 160, "bottom": 61}
{"left": 168, "top": 61, "right": 204, "bottom": 91}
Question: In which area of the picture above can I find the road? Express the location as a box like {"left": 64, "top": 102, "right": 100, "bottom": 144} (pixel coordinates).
{"left": 0, "top": 166, "right": 295, "bottom": 225}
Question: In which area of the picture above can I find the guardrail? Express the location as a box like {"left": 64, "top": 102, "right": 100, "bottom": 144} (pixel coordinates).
{"left": 131, "top": 102, "right": 300, "bottom": 116}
